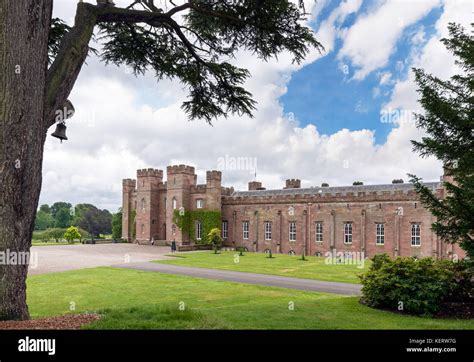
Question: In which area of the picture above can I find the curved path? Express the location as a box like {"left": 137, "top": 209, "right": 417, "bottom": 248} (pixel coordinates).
{"left": 113, "top": 262, "right": 362, "bottom": 296}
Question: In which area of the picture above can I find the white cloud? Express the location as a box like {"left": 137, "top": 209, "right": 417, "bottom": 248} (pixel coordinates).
{"left": 379, "top": 71, "right": 393, "bottom": 85}
{"left": 338, "top": 0, "right": 441, "bottom": 80}
{"left": 315, "top": 0, "right": 363, "bottom": 54}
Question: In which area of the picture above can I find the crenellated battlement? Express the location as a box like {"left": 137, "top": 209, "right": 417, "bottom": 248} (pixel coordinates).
{"left": 206, "top": 170, "right": 222, "bottom": 181}
{"left": 284, "top": 179, "right": 301, "bottom": 189}
{"left": 224, "top": 182, "right": 444, "bottom": 205}
{"left": 221, "top": 187, "right": 234, "bottom": 196}
{"left": 137, "top": 168, "right": 163, "bottom": 178}
{"left": 123, "top": 179, "right": 136, "bottom": 189}
{"left": 191, "top": 184, "right": 207, "bottom": 193}
{"left": 167, "top": 164, "right": 195, "bottom": 175}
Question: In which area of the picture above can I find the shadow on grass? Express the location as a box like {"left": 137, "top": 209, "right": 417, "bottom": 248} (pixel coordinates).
{"left": 84, "top": 304, "right": 228, "bottom": 330}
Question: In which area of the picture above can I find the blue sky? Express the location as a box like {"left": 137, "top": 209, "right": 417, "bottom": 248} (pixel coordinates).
{"left": 281, "top": 0, "right": 443, "bottom": 144}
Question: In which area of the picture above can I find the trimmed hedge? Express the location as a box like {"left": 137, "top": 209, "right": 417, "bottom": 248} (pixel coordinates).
{"left": 360, "top": 254, "right": 473, "bottom": 316}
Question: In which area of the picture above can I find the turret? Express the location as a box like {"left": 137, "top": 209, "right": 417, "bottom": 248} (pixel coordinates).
{"left": 166, "top": 165, "right": 197, "bottom": 244}
{"left": 248, "top": 181, "right": 263, "bottom": 191}
{"left": 284, "top": 179, "right": 301, "bottom": 189}
{"left": 205, "top": 170, "right": 222, "bottom": 210}
{"left": 135, "top": 168, "right": 163, "bottom": 244}
{"left": 122, "top": 179, "right": 137, "bottom": 241}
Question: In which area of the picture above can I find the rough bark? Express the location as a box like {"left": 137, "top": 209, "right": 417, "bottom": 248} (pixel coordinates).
{"left": 0, "top": 0, "right": 53, "bottom": 320}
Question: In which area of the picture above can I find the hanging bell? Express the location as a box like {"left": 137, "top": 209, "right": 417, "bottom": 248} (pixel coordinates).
{"left": 51, "top": 122, "right": 68, "bottom": 143}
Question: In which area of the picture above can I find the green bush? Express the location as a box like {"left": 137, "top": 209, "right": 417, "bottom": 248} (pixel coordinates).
{"left": 207, "top": 228, "right": 223, "bottom": 254}
{"left": 63, "top": 226, "right": 81, "bottom": 243}
{"left": 360, "top": 254, "right": 473, "bottom": 316}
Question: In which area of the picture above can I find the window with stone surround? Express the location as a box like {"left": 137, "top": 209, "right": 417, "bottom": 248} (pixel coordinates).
{"left": 196, "top": 199, "right": 204, "bottom": 209}
{"left": 411, "top": 223, "right": 421, "bottom": 246}
{"left": 141, "top": 198, "right": 146, "bottom": 212}
{"left": 242, "top": 221, "right": 249, "bottom": 240}
{"left": 289, "top": 222, "right": 296, "bottom": 242}
{"left": 376, "top": 223, "right": 384, "bottom": 245}
{"left": 344, "top": 223, "right": 353, "bottom": 244}
{"left": 264, "top": 221, "right": 272, "bottom": 241}
{"left": 196, "top": 221, "right": 202, "bottom": 240}
{"left": 222, "top": 221, "right": 228, "bottom": 239}
{"left": 172, "top": 197, "right": 177, "bottom": 210}
{"left": 316, "top": 222, "right": 323, "bottom": 242}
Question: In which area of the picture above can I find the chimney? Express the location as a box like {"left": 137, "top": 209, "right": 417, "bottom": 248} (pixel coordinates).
{"left": 248, "top": 181, "right": 263, "bottom": 191}
{"left": 284, "top": 179, "right": 301, "bottom": 189}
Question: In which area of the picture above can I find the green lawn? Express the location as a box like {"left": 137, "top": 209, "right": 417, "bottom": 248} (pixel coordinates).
{"left": 26, "top": 267, "right": 474, "bottom": 329}
{"left": 155, "top": 251, "right": 368, "bottom": 284}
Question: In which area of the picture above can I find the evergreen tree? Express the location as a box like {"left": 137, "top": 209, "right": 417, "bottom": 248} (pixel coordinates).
{"left": 409, "top": 23, "right": 474, "bottom": 258}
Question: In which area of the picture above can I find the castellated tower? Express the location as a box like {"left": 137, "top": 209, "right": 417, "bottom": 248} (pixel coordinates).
{"left": 135, "top": 168, "right": 163, "bottom": 244}
{"left": 205, "top": 170, "right": 222, "bottom": 210}
{"left": 284, "top": 179, "right": 301, "bottom": 189}
{"left": 166, "top": 165, "right": 197, "bottom": 245}
{"left": 122, "top": 179, "right": 136, "bottom": 241}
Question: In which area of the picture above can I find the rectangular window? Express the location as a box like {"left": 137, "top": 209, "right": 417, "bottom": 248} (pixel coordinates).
{"left": 264, "top": 222, "right": 272, "bottom": 241}
{"left": 411, "top": 224, "right": 421, "bottom": 246}
{"left": 242, "top": 221, "right": 249, "bottom": 240}
{"left": 344, "top": 223, "right": 353, "bottom": 244}
{"left": 289, "top": 222, "right": 296, "bottom": 242}
{"left": 376, "top": 223, "right": 384, "bottom": 245}
{"left": 316, "top": 222, "right": 323, "bottom": 242}
{"left": 196, "top": 199, "right": 203, "bottom": 209}
{"left": 196, "top": 222, "right": 201, "bottom": 240}
{"left": 222, "top": 221, "right": 228, "bottom": 239}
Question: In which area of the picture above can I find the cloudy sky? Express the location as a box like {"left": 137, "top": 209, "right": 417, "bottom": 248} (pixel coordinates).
{"left": 42, "top": 0, "right": 472, "bottom": 211}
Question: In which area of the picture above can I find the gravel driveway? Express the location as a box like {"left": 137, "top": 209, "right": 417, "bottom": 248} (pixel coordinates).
{"left": 28, "top": 243, "right": 170, "bottom": 275}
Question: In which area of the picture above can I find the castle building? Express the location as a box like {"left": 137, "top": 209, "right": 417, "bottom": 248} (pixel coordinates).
{"left": 122, "top": 165, "right": 465, "bottom": 259}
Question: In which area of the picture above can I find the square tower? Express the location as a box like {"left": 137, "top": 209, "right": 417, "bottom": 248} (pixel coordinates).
{"left": 135, "top": 168, "right": 163, "bottom": 244}
{"left": 166, "top": 165, "right": 196, "bottom": 244}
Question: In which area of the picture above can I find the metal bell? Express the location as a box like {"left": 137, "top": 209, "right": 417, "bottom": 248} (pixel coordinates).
{"left": 51, "top": 122, "right": 68, "bottom": 142}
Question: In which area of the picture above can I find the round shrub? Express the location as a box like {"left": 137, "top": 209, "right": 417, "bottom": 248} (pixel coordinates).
{"left": 359, "top": 254, "right": 473, "bottom": 316}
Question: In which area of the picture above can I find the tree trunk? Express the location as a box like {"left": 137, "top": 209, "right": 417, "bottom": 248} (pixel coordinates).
{"left": 0, "top": 0, "right": 52, "bottom": 320}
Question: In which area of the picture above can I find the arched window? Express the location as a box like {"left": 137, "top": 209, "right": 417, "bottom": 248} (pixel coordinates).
{"left": 172, "top": 197, "right": 177, "bottom": 210}
{"left": 141, "top": 198, "right": 146, "bottom": 212}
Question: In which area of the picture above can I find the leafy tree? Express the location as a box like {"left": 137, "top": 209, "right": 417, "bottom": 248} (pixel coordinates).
{"left": 207, "top": 228, "right": 223, "bottom": 254}
{"left": 39, "top": 204, "right": 51, "bottom": 214}
{"left": 321, "top": 183, "right": 329, "bottom": 187}
{"left": 54, "top": 207, "right": 72, "bottom": 228}
{"left": 392, "top": 179, "right": 404, "bottom": 184}
{"left": 50, "top": 202, "right": 72, "bottom": 219}
{"left": 63, "top": 226, "right": 81, "bottom": 243}
{"left": 34, "top": 210, "right": 55, "bottom": 231}
{"left": 47, "top": 228, "right": 67, "bottom": 242}
{"left": 74, "top": 204, "right": 112, "bottom": 237}
{"left": 352, "top": 181, "right": 363, "bottom": 186}
{"left": 112, "top": 208, "right": 123, "bottom": 240}
{"left": 409, "top": 23, "right": 474, "bottom": 259}
{"left": 0, "top": 0, "right": 320, "bottom": 320}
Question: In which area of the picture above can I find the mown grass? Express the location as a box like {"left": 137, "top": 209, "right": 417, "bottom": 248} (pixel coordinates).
{"left": 26, "top": 267, "right": 474, "bottom": 330}
{"left": 155, "top": 251, "right": 368, "bottom": 284}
